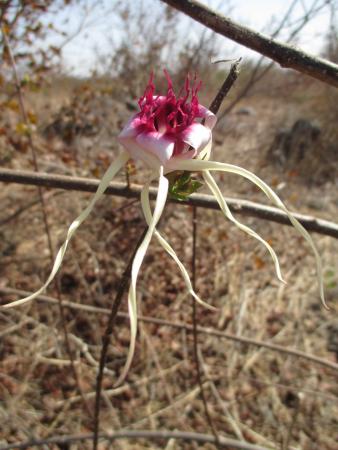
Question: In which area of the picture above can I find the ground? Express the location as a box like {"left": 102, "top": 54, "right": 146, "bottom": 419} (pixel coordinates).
{"left": 0, "top": 74, "right": 337, "bottom": 449}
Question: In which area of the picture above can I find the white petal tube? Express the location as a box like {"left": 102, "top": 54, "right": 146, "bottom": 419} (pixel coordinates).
{"left": 2, "top": 151, "right": 129, "bottom": 309}
{"left": 114, "top": 167, "right": 169, "bottom": 386}
{"left": 166, "top": 158, "right": 327, "bottom": 309}
{"left": 203, "top": 170, "right": 285, "bottom": 283}
{"left": 141, "top": 182, "right": 216, "bottom": 311}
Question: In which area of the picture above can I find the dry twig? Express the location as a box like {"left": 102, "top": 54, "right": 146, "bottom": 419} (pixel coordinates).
{"left": 0, "top": 429, "right": 271, "bottom": 450}
{"left": 2, "top": 289, "right": 336, "bottom": 371}
{"left": 92, "top": 227, "right": 148, "bottom": 450}
{"left": 1, "top": 27, "right": 92, "bottom": 417}
{"left": 161, "top": 0, "right": 338, "bottom": 87}
{"left": 218, "top": 0, "right": 330, "bottom": 119}
{"left": 190, "top": 59, "right": 241, "bottom": 445}
{"left": 1, "top": 168, "right": 337, "bottom": 238}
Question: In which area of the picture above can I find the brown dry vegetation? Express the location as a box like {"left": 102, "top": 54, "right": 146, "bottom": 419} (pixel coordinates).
{"left": 1, "top": 1, "right": 338, "bottom": 448}
{"left": 0, "top": 71, "right": 338, "bottom": 449}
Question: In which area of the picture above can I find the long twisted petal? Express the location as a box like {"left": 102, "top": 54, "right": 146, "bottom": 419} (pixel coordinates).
{"left": 203, "top": 170, "right": 285, "bottom": 283}
{"left": 141, "top": 182, "right": 216, "bottom": 311}
{"left": 166, "top": 158, "right": 327, "bottom": 309}
{"left": 2, "top": 151, "right": 129, "bottom": 309}
{"left": 114, "top": 167, "right": 169, "bottom": 386}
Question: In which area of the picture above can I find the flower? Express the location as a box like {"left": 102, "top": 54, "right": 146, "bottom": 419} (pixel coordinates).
{"left": 3, "top": 71, "right": 327, "bottom": 387}
{"left": 118, "top": 71, "right": 217, "bottom": 168}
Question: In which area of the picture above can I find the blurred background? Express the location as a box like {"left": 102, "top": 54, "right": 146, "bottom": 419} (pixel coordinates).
{"left": 0, "top": 1, "right": 337, "bottom": 448}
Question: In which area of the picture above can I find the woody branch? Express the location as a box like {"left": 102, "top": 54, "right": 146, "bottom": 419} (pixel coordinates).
{"left": 161, "top": 0, "right": 338, "bottom": 87}
{"left": 1, "top": 168, "right": 337, "bottom": 239}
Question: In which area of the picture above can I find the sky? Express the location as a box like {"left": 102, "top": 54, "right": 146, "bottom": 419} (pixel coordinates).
{"left": 42, "top": 0, "right": 335, "bottom": 77}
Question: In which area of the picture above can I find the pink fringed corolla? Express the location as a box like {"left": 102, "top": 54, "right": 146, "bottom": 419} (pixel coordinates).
{"left": 118, "top": 72, "right": 216, "bottom": 167}
{"left": 3, "top": 72, "right": 327, "bottom": 385}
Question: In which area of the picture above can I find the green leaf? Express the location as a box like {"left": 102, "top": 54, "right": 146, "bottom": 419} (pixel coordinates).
{"left": 167, "top": 171, "right": 203, "bottom": 201}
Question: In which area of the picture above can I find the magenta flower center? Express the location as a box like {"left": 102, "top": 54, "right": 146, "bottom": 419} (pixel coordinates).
{"left": 137, "top": 71, "right": 203, "bottom": 136}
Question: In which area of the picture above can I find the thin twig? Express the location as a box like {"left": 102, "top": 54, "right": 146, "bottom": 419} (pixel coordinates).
{"left": 1, "top": 27, "right": 92, "bottom": 417}
{"left": 0, "top": 429, "right": 271, "bottom": 450}
{"left": 1, "top": 28, "right": 54, "bottom": 255}
{"left": 0, "top": 192, "right": 64, "bottom": 227}
{"left": 190, "top": 61, "right": 241, "bottom": 444}
{"left": 92, "top": 227, "right": 148, "bottom": 450}
{"left": 208, "top": 58, "right": 241, "bottom": 114}
{"left": 2, "top": 287, "right": 337, "bottom": 372}
{"left": 198, "top": 347, "right": 253, "bottom": 442}
{"left": 52, "top": 363, "right": 337, "bottom": 409}
{"left": 218, "top": 0, "right": 328, "bottom": 120}
{"left": 2, "top": 168, "right": 336, "bottom": 238}
{"left": 53, "top": 362, "right": 183, "bottom": 409}
{"left": 191, "top": 206, "right": 221, "bottom": 445}
{"left": 161, "top": 0, "right": 338, "bottom": 87}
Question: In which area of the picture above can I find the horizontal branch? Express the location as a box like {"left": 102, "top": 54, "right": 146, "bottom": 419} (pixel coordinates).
{"left": 0, "top": 428, "right": 275, "bottom": 450}
{"left": 161, "top": 0, "right": 338, "bottom": 87}
{"left": 2, "top": 287, "right": 337, "bottom": 372}
{"left": 1, "top": 167, "right": 337, "bottom": 238}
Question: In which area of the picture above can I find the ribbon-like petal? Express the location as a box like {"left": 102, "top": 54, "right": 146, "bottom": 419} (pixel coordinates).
{"left": 141, "top": 182, "right": 216, "bottom": 311}
{"left": 114, "top": 167, "right": 169, "bottom": 386}
{"left": 167, "top": 158, "right": 327, "bottom": 309}
{"left": 2, "top": 151, "right": 129, "bottom": 309}
{"left": 203, "top": 170, "right": 285, "bottom": 283}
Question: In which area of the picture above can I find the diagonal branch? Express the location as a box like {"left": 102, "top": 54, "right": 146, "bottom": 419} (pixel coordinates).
{"left": 92, "top": 227, "right": 148, "bottom": 450}
{"left": 161, "top": 0, "right": 338, "bottom": 87}
{"left": 1, "top": 168, "right": 337, "bottom": 239}
{"left": 190, "top": 60, "right": 241, "bottom": 446}
{"left": 218, "top": 0, "right": 330, "bottom": 119}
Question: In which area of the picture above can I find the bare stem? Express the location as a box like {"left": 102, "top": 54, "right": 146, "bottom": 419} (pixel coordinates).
{"left": 208, "top": 58, "right": 241, "bottom": 114}
{"left": 1, "top": 28, "right": 54, "bottom": 256}
{"left": 191, "top": 206, "right": 221, "bottom": 445}
{"left": 92, "top": 227, "right": 148, "bottom": 450}
{"left": 1, "top": 27, "right": 92, "bottom": 418}
{"left": 190, "top": 62, "right": 241, "bottom": 445}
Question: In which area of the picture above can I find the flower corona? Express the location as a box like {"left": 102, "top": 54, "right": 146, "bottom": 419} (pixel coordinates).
{"left": 118, "top": 71, "right": 216, "bottom": 167}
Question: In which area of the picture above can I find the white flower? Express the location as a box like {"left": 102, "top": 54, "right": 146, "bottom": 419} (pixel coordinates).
{"left": 4, "top": 72, "right": 327, "bottom": 385}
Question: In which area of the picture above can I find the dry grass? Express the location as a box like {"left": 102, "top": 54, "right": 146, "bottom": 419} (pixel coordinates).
{"left": 0, "top": 75, "right": 337, "bottom": 450}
